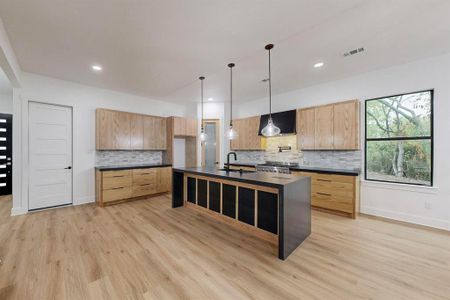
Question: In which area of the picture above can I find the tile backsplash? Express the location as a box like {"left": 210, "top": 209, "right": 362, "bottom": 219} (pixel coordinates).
{"left": 302, "top": 150, "right": 362, "bottom": 170}
{"left": 234, "top": 150, "right": 361, "bottom": 170}
{"left": 96, "top": 150, "right": 163, "bottom": 166}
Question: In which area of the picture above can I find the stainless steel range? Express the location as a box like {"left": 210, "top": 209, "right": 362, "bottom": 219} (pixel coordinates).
{"left": 256, "top": 161, "right": 299, "bottom": 174}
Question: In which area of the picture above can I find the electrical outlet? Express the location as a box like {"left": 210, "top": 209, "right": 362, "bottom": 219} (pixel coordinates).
{"left": 424, "top": 202, "right": 432, "bottom": 210}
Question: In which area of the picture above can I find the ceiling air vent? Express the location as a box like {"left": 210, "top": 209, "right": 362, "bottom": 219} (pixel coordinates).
{"left": 343, "top": 47, "right": 365, "bottom": 57}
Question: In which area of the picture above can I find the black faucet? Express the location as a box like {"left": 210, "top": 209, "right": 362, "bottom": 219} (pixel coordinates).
{"left": 226, "top": 152, "right": 237, "bottom": 172}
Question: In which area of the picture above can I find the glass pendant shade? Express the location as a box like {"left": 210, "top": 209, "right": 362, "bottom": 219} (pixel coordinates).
{"left": 261, "top": 117, "right": 281, "bottom": 137}
{"left": 225, "top": 125, "right": 238, "bottom": 140}
{"left": 199, "top": 128, "right": 207, "bottom": 142}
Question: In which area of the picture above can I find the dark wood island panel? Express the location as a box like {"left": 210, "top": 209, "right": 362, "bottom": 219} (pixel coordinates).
{"left": 172, "top": 167, "right": 311, "bottom": 260}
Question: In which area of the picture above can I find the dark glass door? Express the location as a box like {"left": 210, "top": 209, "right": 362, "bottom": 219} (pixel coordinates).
{"left": 0, "top": 113, "right": 12, "bottom": 196}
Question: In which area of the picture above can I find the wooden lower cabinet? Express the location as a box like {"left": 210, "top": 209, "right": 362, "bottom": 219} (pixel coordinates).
{"left": 293, "top": 171, "right": 359, "bottom": 218}
{"left": 96, "top": 167, "right": 172, "bottom": 206}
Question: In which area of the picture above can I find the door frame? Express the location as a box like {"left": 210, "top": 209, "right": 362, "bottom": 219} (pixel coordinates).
{"left": 201, "top": 119, "right": 220, "bottom": 167}
{"left": 28, "top": 101, "right": 74, "bottom": 210}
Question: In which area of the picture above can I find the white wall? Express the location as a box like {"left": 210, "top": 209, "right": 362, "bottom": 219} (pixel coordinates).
{"left": 12, "top": 72, "right": 188, "bottom": 215}
{"left": 173, "top": 138, "right": 186, "bottom": 168}
{"left": 0, "top": 90, "right": 12, "bottom": 113}
{"left": 236, "top": 53, "right": 450, "bottom": 230}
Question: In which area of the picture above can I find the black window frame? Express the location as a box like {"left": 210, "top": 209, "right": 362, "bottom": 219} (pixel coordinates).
{"left": 364, "top": 89, "right": 434, "bottom": 186}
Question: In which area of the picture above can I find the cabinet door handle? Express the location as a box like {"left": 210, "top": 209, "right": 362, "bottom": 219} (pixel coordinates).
{"left": 317, "top": 179, "right": 331, "bottom": 182}
{"left": 111, "top": 187, "right": 124, "bottom": 190}
{"left": 112, "top": 175, "right": 125, "bottom": 178}
{"left": 317, "top": 192, "right": 332, "bottom": 196}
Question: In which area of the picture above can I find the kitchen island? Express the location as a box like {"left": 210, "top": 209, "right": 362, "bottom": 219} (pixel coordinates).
{"left": 172, "top": 167, "right": 311, "bottom": 260}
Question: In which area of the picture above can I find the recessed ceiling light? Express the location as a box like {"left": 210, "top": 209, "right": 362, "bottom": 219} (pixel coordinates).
{"left": 91, "top": 65, "right": 102, "bottom": 71}
{"left": 208, "top": 97, "right": 213, "bottom": 101}
{"left": 314, "top": 62, "right": 324, "bottom": 68}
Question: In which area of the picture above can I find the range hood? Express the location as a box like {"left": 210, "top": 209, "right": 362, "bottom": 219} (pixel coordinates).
{"left": 258, "top": 109, "right": 296, "bottom": 136}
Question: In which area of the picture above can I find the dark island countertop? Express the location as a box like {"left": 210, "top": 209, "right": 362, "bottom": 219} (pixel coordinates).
{"left": 225, "top": 162, "right": 360, "bottom": 176}
{"left": 95, "top": 163, "right": 172, "bottom": 171}
{"left": 173, "top": 167, "right": 308, "bottom": 188}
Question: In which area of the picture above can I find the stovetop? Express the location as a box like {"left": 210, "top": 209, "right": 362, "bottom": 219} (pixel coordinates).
{"left": 257, "top": 161, "right": 300, "bottom": 167}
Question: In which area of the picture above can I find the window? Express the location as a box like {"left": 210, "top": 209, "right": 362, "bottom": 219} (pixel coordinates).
{"left": 365, "top": 90, "right": 433, "bottom": 186}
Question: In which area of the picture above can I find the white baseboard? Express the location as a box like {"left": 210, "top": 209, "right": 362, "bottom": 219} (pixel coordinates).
{"left": 11, "top": 207, "right": 27, "bottom": 216}
{"left": 361, "top": 206, "right": 450, "bottom": 231}
{"left": 74, "top": 196, "right": 95, "bottom": 206}
{"left": 10, "top": 196, "right": 94, "bottom": 216}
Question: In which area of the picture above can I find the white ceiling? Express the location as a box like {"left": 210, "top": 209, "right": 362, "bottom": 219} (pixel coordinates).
{"left": 1, "top": 0, "right": 450, "bottom": 104}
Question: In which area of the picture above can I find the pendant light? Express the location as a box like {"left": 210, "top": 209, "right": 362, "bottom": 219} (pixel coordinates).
{"left": 199, "top": 76, "right": 208, "bottom": 142}
{"left": 225, "top": 63, "right": 238, "bottom": 140}
{"left": 261, "top": 44, "right": 281, "bottom": 137}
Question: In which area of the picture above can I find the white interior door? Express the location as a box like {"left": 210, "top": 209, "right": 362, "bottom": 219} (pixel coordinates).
{"left": 29, "top": 102, "right": 72, "bottom": 210}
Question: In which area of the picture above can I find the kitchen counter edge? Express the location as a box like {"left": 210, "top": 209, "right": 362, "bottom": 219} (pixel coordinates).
{"left": 225, "top": 162, "right": 360, "bottom": 176}
{"left": 95, "top": 164, "right": 172, "bottom": 171}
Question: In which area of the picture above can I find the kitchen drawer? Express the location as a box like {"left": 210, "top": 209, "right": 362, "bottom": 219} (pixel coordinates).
{"left": 330, "top": 174, "right": 355, "bottom": 184}
{"left": 312, "top": 192, "right": 353, "bottom": 213}
{"left": 331, "top": 182, "right": 354, "bottom": 198}
{"left": 132, "top": 183, "right": 156, "bottom": 198}
{"left": 133, "top": 175, "right": 156, "bottom": 186}
{"left": 103, "top": 170, "right": 132, "bottom": 178}
{"left": 313, "top": 174, "right": 333, "bottom": 184}
{"left": 103, "top": 186, "right": 132, "bottom": 202}
{"left": 312, "top": 181, "right": 354, "bottom": 197}
{"left": 132, "top": 168, "right": 157, "bottom": 176}
{"left": 103, "top": 175, "right": 132, "bottom": 190}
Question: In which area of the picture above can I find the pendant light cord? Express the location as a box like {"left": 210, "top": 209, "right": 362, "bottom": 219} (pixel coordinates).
{"left": 268, "top": 47, "right": 272, "bottom": 118}
{"left": 230, "top": 65, "right": 233, "bottom": 126}
{"left": 200, "top": 76, "right": 205, "bottom": 130}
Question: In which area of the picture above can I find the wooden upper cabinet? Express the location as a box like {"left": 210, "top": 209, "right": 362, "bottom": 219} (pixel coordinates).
{"left": 314, "top": 104, "right": 334, "bottom": 149}
{"left": 173, "top": 117, "right": 186, "bottom": 136}
{"left": 96, "top": 109, "right": 167, "bottom": 150}
{"left": 333, "top": 100, "right": 360, "bottom": 150}
{"left": 143, "top": 116, "right": 167, "bottom": 150}
{"left": 247, "top": 116, "right": 262, "bottom": 150}
{"left": 96, "top": 109, "right": 131, "bottom": 150}
{"left": 230, "top": 118, "right": 242, "bottom": 150}
{"left": 230, "top": 116, "right": 262, "bottom": 150}
{"left": 173, "top": 116, "right": 197, "bottom": 137}
{"left": 130, "top": 114, "right": 144, "bottom": 149}
{"left": 186, "top": 118, "right": 197, "bottom": 137}
{"left": 297, "top": 108, "right": 315, "bottom": 150}
{"left": 96, "top": 109, "right": 115, "bottom": 149}
{"left": 296, "top": 100, "right": 360, "bottom": 150}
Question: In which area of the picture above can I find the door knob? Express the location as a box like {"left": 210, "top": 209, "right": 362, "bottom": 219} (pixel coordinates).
{"left": 64, "top": 166, "right": 72, "bottom": 170}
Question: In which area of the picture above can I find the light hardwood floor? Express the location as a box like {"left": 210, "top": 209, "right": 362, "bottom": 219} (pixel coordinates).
{"left": 0, "top": 194, "right": 449, "bottom": 299}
